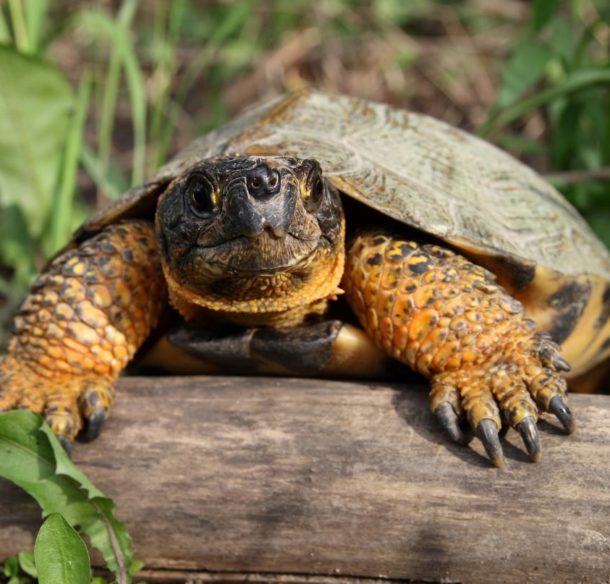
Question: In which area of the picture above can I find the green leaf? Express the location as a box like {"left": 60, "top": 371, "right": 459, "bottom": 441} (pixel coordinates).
{"left": 17, "top": 552, "right": 37, "bottom": 578}
{"left": 0, "top": 204, "right": 37, "bottom": 289}
{"left": 496, "top": 40, "right": 552, "bottom": 108}
{"left": 481, "top": 67, "right": 610, "bottom": 137}
{"left": 0, "top": 45, "right": 74, "bottom": 238}
{"left": 0, "top": 410, "right": 139, "bottom": 583}
{"left": 3, "top": 555, "right": 19, "bottom": 577}
{"left": 24, "top": 0, "right": 49, "bottom": 54}
{"left": 34, "top": 513, "right": 91, "bottom": 584}
{"left": 531, "top": 0, "right": 561, "bottom": 33}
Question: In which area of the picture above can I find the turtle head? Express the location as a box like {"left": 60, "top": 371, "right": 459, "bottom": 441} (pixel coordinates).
{"left": 156, "top": 155, "right": 345, "bottom": 316}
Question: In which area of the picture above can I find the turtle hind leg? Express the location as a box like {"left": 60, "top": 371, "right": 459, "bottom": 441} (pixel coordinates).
{"left": 343, "top": 231, "right": 573, "bottom": 466}
{"left": 0, "top": 220, "right": 166, "bottom": 444}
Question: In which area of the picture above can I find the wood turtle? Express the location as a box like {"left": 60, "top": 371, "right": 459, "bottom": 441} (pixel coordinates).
{"left": 2, "top": 90, "right": 610, "bottom": 467}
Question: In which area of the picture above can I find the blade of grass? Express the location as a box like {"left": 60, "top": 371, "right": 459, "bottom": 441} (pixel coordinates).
{"left": 479, "top": 68, "right": 610, "bottom": 137}
{"left": 81, "top": 145, "right": 128, "bottom": 200}
{"left": 48, "top": 73, "right": 93, "bottom": 255}
{"left": 23, "top": 0, "right": 48, "bottom": 54}
{"left": 178, "top": 0, "right": 255, "bottom": 102}
{"left": 97, "top": 0, "right": 139, "bottom": 190}
{"left": 74, "top": 6, "right": 147, "bottom": 187}
{"left": 8, "top": 0, "right": 30, "bottom": 53}
{"left": 0, "top": 9, "right": 12, "bottom": 44}
{"left": 119, "top": 23, "right": 147, "bottom": 186}
{"left": 149, "top": 0, "right": 185, "bottom": 170}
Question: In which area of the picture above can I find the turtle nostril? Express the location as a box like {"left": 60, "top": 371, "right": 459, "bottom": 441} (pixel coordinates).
{"left": 247, "top": 166, "right": 281, "bottom": 198}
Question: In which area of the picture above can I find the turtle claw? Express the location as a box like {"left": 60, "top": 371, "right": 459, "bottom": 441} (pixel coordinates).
{"left": 549, "top": 395, "right": 575, "bottom": 434}
{"left": 434, "top": 403, "right": 471, "bottom": 445}
{"left": 82, "top": 408, "right": 107, "bottom": 442}
{"left": 476, "top": 419, "right": 504, "bottom": 468}
{"left": 517, "top": 417, "right": 541, "bottom": 462}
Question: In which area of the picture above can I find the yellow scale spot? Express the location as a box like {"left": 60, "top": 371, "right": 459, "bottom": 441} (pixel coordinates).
{"left": 72, "top": 262, "right": 86, "bottom": 276}
{"left": 444, "top": 354, "right": 462, "bottom": 370}
{"left": 78, "top": 300, "right": 109, "bottom": 329}
{"left": 47, "top": 345, "right": 65, "bottom": 360}
{"left": 41, "top": 291, "right": 59, "bottom": 305}
{"left": 55, "top": 302, "right": 75, "bottom": 320}
{"left": 113, "top": 344, "right": 129, "bottom": 361}
{"left": 37, "top": 310, "right": 52, "bottom": 323}
{"left": 104, "top": 325, "right": 127, "bottom": 346}
{"left": 93, "top": 363, "right": 112, "bottom": 375}
{"left": 90, "top": 285, "right": 113, "bottom": 309}
{"left": 67, "top": 321, "right": 99, "bottom": 346}
{"left": 431, "top": 341, "right": 460, "bottom": 369}
{"left": 62, "top": 279, "right": 87, "bottom": 302}
{"left": 392, "top": 324, "right": 409, "bottom": 352}
{"left": 465, "top": 311, "right": 481, "bottom": 323}
{"left": 381, "top": 267, "right": 402, "bottom": 290}
{"left": 412, "top": 287, "right": 435, "bottom": 308}
{"left": 416, "top": 352, "right": 433, "bottom": 375}
{"left": 408, "top": 309, "right": 439, "bottom": 342}
{"left": 91, "top": 345, "right": 116, "bottom": 364}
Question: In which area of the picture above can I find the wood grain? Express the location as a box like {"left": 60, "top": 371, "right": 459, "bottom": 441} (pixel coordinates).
{"left": 1, "top": 376, "right": 609, "bottom": 584}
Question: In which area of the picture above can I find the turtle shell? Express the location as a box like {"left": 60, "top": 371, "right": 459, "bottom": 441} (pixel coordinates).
{"left": 78, "top": 90, "right": 610, "bottom": 375}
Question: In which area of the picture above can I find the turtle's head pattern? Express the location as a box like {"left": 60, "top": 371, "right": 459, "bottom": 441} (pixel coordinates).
{"left": 156, "top": 155, "right": 345, "bottom": 313}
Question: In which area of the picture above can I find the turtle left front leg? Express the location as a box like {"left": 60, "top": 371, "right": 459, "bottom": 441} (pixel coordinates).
{"left": 0, "top": 220, "right": 166, "bottom": 446}
{"left": 343, "top": 232, "right": 575, "bottom": 467}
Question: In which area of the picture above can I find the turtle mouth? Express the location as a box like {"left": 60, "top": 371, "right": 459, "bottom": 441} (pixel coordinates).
{"left": 190, "top": 231, "right": 324, "bottom": 276}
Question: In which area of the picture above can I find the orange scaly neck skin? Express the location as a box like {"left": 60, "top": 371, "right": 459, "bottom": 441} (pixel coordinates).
{"left": 163, "top": 217, "right": 345, "bottom": 328}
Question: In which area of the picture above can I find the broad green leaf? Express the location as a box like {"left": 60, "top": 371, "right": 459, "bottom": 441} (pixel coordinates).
{"left": 0, "top": 410, "right": 138, "bottom": 583}
{"left": 531, "top": 0, "right": 561, "bottom": 33}
{"left": 496, "top": 41, "right": 551, "bottom": 108}
{"left": 34, "top": 513, "right": 90, "bottom": 584}
{"left": 0, "top": 45, "right": 73, "bottom": 238}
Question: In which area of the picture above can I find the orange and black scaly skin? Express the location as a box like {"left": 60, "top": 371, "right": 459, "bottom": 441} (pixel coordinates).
{"left": 343, "top": 232, "right": 571, "bottom": 461}
{"left": 0, "top": 220, "right": 165, "bottom": 441}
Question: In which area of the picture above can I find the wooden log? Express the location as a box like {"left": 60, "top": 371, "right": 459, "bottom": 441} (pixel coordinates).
{"left": 1, "top": 376, "right": 609, "bottom": 584}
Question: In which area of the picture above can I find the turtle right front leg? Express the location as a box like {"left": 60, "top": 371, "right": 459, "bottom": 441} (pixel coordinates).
{"left": 0, "top": 220, "right": 166, "bottom": 447}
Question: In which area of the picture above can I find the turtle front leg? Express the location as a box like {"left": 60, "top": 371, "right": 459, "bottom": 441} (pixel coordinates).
{"left": 343, "top": 232, "right": 574, "bottom": 467}
{"left": 0, "top": 220, "right": 165, "bottom": 446}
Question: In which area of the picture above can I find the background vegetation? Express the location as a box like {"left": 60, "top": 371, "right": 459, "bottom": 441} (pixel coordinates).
{"left": 0, "top": 1, "right": 608, "bottom": 581}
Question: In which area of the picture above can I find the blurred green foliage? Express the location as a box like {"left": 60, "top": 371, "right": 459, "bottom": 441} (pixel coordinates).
{"left": 481, "top": 0, "right": 610, "bottom": 244}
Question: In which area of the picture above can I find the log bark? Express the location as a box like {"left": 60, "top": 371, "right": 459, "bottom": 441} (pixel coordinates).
{"left": 1, "top": 376, "right": 609, "bottom": 584}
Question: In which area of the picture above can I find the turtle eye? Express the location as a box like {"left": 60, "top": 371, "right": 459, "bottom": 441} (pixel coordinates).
{"left": 186, "top": 174, "right": 218, "bottom": 217}
{"left": 304, "top": 174, "right": 325, "bottom": 211}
